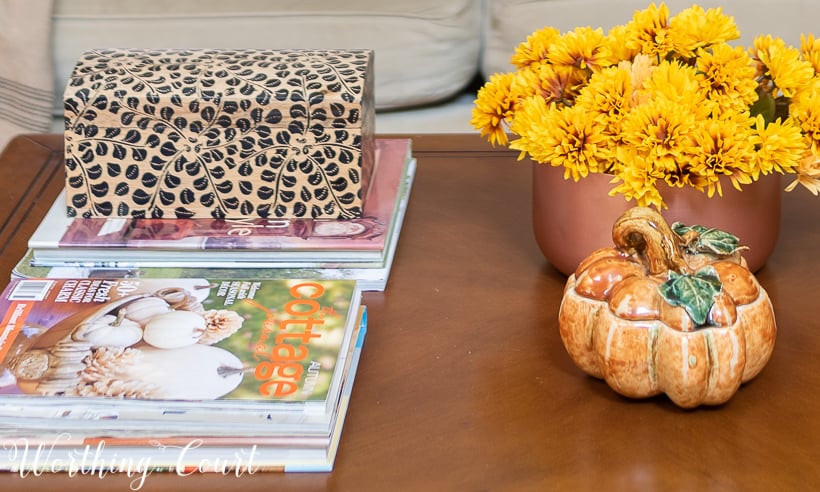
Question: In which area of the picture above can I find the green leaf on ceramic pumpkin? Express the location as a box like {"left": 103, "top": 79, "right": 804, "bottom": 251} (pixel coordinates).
{"left": 672, "top": 223, "right": 742, "bottom": 256}
{"left": 697, "top": 228, "right": 742, "bottom": 255}
{"left": 659, "top": 266, "right": 722, "bottom": 326}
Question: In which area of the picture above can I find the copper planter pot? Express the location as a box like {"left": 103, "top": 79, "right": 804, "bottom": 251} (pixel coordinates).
{"left": 532, "top": 164, "right": 782, "bottom": 276}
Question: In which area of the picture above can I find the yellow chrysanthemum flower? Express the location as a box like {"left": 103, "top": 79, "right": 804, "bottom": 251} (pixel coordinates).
{"left": 620, "top": 93, "right": 700, "bottom": 174}
{"left": 624, "top": 2, "right": 673, "bottom": 60}
{"left": 506, "top": 95, "right": 552, "bottom": 159}
{"left": 575, "top": 65, "right": 632, "bottom": 140}
{"left": 790, "top": 74, "right": 820, "bottom": 109}
{"left": 547, "top": 26, "right": 614, "bottom": 75}
{"left": 641, "top": 60, "right": 712, "bottom": 117}
{"left": 752, "top": 35, "right": 815, "bottom": 98}
{"left": 696, "top": 44, "right": 759, "bottom": 116}
{"left": 788, "top": 89, "right": 820, "bottom": 154}
{"left": 801, "top": 34, "right": 820, "bottom": 74}
{"left": 510, "top": 100, "right": 610, "bottom": 181}
{"left": 511, "top": 27, "right": 561, "bottom": 69}
{"left": 689, "top": 117, "right": 757, "bottom": 196}
{"left": 750, "top": 115, "right": 805, "bottom": 175}
{"left": 609, "top": 147, "right": 666, "bottom": 209}
{"left": 508, "top": 66, "right": 539, "bottom": 101}
{"left": 668, "top": 5, "right": 739, "bottom": 58}
{"left": 607, "top": 24, "right": 640, "bottom": 62}
{"left": 470, "top": 72, "right": 516, "bottom": 146}
{"left": 511, "top": 62, "right": 585, "bottom": 107}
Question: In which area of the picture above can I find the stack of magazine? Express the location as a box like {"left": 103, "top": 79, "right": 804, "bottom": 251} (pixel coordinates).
{"left": 0, "top": 276, "right": 366, "bottom": 473}
{"left": 0, "top": 139, "right": 414, "bottom": 474}
{"left": 15, "top": 138, "right": 417, "bottom": 292}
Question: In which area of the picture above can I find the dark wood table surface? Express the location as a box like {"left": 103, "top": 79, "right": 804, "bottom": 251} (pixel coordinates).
{"left": 0, "top": 134, "right": 818, "bottom": 490}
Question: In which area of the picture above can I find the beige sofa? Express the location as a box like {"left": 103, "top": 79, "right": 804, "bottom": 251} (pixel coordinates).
{"left": 32, "top": 0, "right": 820, "bottom": 135}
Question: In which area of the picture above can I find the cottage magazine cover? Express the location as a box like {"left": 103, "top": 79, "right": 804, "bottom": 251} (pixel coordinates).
{"left": 0, "top": 277, "right": 362, "bottom": 420}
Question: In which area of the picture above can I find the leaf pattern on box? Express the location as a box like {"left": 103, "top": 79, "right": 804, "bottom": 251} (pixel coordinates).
{"left": 64, "top": 49, "right": 374, "bottom": 219}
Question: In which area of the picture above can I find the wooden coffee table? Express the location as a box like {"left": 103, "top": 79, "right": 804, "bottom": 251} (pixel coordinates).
{"left": 0, "top": 134, "right": 818, "bottom": 490}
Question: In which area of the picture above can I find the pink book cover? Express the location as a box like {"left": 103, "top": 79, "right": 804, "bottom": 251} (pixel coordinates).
{"left": 57, "top": 139, "right": 410, "bottom": 252}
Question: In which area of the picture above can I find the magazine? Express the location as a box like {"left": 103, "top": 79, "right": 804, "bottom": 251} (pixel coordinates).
{"left": 17, "top": 157, "right": 415, "bottom": 291}
{"left": 0, "top": 306, "right": 367, "bottom": 433}
{"left": 0, "top": 278, "right": 362, "bottom": 418}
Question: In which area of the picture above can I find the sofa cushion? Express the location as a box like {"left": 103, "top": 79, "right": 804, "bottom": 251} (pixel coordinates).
{"left": 52, "top": 0, "right": 482, "bottom": 117}
{"left": 483, "top": 0, "right": 820, "bottom": 79}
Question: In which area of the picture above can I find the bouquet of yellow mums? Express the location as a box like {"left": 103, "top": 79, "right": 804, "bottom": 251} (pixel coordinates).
{"left": 471, "top": 2, "right": 820, "bottom": 209}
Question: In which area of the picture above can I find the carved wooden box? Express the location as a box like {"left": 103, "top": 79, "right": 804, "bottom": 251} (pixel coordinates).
{"left": 63, "top": 48, "right": 374, "bottom": 219}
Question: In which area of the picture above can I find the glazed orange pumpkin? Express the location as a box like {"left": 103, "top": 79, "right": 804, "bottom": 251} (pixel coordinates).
{"left": 558, "top": 207, "right": 776, "bottom": 408}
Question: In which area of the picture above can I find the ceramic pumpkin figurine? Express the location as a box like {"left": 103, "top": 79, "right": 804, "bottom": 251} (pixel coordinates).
{"left": 558, "top": 207, "right": 776, "bottom": 408}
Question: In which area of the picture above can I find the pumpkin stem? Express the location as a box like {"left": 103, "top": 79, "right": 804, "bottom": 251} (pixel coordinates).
{"left": 611, "top": 207, "right": 691, "bottom": 275}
